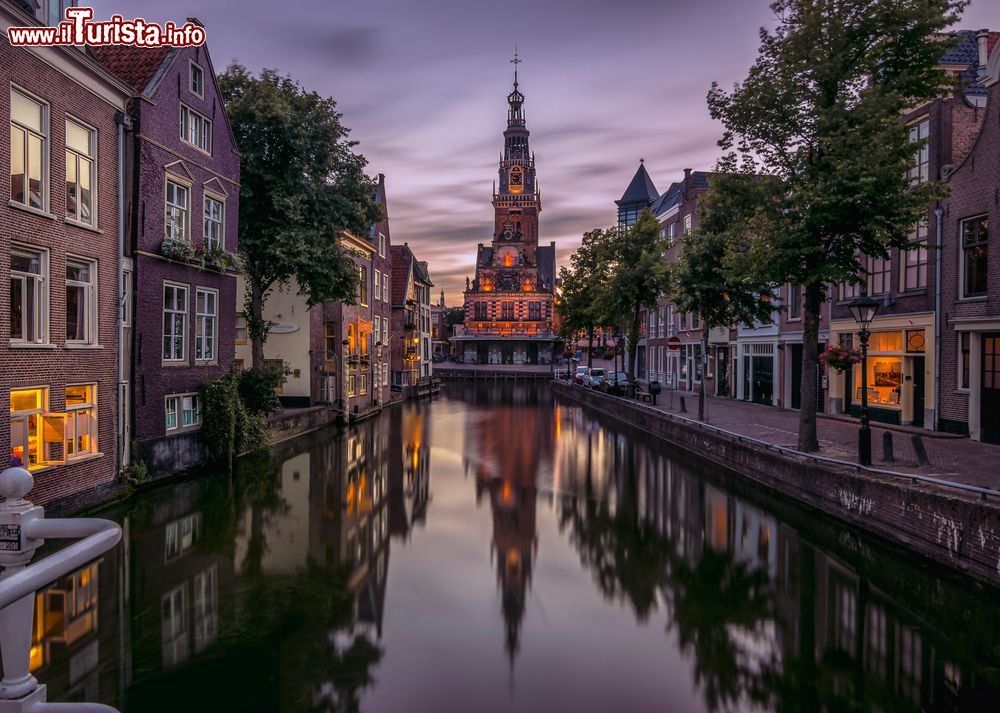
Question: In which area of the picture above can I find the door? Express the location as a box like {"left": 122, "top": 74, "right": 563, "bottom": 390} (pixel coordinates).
{"left": 716, "top": 347, "right": 729, "bottom": 396}
{"left": 527, "top": 343, "right": 539, "bottom": 364}
{"left": 982, "top": 334, "right": 1000, "bottom": 444}
{"left": 790, "top": 344, "right": 803, "bottom": 410}
{"left": 752, "top": 356, "right": 774, "bottom": 405}
{"left": 501, "top": 342, "right": 514, "bottom": 365}
{"left": 477, "top": 343, "right": 488, "bottom": 364}
{"left": 911, "top": 356, "right": 925, "bottom": 427}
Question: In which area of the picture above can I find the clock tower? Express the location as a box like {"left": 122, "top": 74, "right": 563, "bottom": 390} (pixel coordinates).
{"left": 456, "top": 54, "right": 558, "bottom": 366}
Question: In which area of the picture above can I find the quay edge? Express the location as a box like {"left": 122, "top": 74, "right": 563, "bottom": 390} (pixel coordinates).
{"left": 551, "top": 380, "right": 1000, "bottom": 589}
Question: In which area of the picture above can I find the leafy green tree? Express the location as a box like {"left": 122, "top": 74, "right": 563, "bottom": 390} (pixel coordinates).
{"left": 556, "top": 228, "right": 613, "bottom": 367}
{"left": 706, "top": 0, "right": 961, "bottom": 450}
{"left": 596, "top": 211, "right": 668, "bottom": 386}
{"left": 669, "top": 170, "right": 777, "bottom": 421}
{"left": 219, "top": 65, "right": 382, "bottom": 370}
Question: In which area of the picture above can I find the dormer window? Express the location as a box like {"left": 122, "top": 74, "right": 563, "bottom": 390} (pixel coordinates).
{"left": 190, "top": 62, "right": 204, "bottom": 98}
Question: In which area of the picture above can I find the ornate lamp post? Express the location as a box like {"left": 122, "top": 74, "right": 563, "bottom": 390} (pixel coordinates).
{"left": 340, "top": 338, "right": 350, "bottom": 411}
{"left": 848, "top": 293, "right": 880, "bottom": 466}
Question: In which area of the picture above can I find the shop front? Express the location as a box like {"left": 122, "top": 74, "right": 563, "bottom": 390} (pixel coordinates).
{"left": 736, "top": 341, "right": 778, "bottom": 406}
{"left": 828, "top": 314, "right": 935, "bottom": 428}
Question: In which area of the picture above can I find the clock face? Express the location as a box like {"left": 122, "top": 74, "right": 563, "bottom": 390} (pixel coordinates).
{"left": 509, "top": 166, "right": 524, "bottom": 194}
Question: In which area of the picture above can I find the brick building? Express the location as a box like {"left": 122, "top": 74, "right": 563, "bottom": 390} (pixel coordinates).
{"left": 456, "top": 65, "right": 557, "bottom": 365}
{"left": 827, "top": 29, "right": 992, "bottom": 429}
{"left": 92, "top": 39, "right": 241, "bottom": 474}
{"left": 390, "top": 243, "right": 433, "bottom": 390}
{"left": 1, "top": 0, "right": 131, "bottom": 507}
{"left": 939, "top": 34, "right": 1000, "bottom": 443}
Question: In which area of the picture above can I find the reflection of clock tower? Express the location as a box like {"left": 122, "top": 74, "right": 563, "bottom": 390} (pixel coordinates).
{"left": 456, "top": 54, "right": 558, "bottom": 366}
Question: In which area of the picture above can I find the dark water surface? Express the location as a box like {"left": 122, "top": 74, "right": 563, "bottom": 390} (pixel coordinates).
{"left": 22, "top": 383, "right": 1000, "bottom": 712}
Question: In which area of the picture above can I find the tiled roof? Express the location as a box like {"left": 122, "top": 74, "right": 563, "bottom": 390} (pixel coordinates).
{"left": 415, "top": 260, "right": 433, "bottom": 287}
{"left": 940, "top": 30, "right": 996, "bottom": 97}
{"left": 617, "top": 162, "right": 659, "bottom": 205}
{"left": 390, "top": 245, "right": 412, "bottom": 306}
{"left": 650, "top": 171, "right": 711, "bottom": 215}
{"left": 90, "top": 45, "right": 173, "bottom": 94}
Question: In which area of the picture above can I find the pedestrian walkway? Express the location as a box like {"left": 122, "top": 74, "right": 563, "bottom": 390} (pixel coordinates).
{"left": 567, "top": 382, "right": 999, "bottom": 489}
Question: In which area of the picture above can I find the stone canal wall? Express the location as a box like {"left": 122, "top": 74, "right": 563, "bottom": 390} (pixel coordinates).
{"left": 551, "top": 381, "right": 1000, "bottom": 589}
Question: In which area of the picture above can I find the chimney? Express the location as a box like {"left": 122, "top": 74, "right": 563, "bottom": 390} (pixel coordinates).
{"left": 977, "top": 29, "right": 989, "bottom": 71}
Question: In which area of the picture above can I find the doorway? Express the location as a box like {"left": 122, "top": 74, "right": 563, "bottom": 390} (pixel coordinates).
{"left": 911, "top": 356, "right": 925, "bottom": 427}
{"left": 982, "top": 334, "right": 1000, "bottom": 444}
{"left": 790, "top": 344, "right": 803, "bottom": 410}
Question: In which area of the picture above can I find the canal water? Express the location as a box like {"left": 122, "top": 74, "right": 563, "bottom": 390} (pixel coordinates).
{"left": 19, "top": 383, "right": 1000, "bottom": 712}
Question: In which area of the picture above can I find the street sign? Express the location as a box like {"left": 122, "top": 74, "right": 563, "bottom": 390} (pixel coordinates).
{"left": 667, "top": 336, "right": 681, "bottom": 351}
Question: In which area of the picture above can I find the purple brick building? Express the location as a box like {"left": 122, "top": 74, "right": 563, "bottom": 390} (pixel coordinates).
{"left": 93, "top": 38, "right": 240, "bottom": 474}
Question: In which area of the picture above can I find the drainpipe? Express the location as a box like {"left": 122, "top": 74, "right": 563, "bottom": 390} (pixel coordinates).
{"left": 115, "top": 112, "right": 128, "bottom": 473}
{"left": 934, "top": 205, "right": 943, "bottom": 432}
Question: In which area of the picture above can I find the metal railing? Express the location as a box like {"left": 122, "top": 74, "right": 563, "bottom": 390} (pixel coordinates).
{"left": 0, "top": 467, "right": 122, "bottom": 713}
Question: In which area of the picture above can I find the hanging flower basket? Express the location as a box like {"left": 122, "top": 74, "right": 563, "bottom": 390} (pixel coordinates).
{"left": 820, "top": 344, "right": 861, "bottom": 372}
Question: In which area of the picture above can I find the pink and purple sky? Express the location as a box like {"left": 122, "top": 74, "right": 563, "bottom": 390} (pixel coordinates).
{"left": 93, "top": 0, "right": 997, "bottom": 303}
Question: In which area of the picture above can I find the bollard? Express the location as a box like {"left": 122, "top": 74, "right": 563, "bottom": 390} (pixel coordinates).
{"left": 679, "top": 396, "right": 687, "bottom": 413}
{"left": 882, "top": 431, "right": 895, "bottom": 463}
{"left": 0, "top": 467, "right": 122, "bottom": 713}
{"left": 911, "top": 435, "right": 931, "bottom": 467}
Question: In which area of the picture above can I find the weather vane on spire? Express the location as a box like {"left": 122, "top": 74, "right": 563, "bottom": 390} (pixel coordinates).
{"left": 511, "top": 45, "right": 521, "bottom": 87}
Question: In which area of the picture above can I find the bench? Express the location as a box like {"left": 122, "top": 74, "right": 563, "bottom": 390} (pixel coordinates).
{"left": 634, "top": 383, "right": 653, "bottom": 403}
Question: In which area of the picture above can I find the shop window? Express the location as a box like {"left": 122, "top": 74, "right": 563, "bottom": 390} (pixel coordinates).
{"left": 65, "top": 384, "right": 96, "bottom": 459}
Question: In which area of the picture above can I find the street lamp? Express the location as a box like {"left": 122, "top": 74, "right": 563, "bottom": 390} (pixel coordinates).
{"left": 848, "top": 293, "right": 881, "bottom": 466}
{"left": 374, "top": 340, "right": 384, "bottom": 406}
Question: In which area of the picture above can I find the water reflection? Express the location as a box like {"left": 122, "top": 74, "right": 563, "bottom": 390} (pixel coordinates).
{"left": 15, "top": 384, "right": 1000, "bottom": 712}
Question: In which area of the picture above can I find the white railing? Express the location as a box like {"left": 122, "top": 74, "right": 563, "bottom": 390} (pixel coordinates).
{"left": 0, "top": 467, "right": 122, "bottom": 713}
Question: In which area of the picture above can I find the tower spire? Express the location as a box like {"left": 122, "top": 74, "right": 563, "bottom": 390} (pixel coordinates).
{"left": 511, "top": 45, "right": 521, "bottom": 89}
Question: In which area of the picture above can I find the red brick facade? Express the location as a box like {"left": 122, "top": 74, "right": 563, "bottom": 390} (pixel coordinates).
{"left": 1, "top": 2, "right": 131, "bottom": 506}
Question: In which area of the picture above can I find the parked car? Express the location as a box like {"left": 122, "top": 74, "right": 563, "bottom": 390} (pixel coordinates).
{"left": 573, "top": 366, "right": 589, "bottom": 384}
{"left": 600, "top": 371, "right": 630, "bottom": 395}
{"left": 584, "top": 368, "right": 606, "bottom": 388}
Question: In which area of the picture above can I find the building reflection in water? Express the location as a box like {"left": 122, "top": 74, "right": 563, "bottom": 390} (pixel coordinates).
{"left": 23, "top": 400, "right": 433, "bottom": 713}
{"left": 18, "top": 387, "right": 1000, "bottom": 712}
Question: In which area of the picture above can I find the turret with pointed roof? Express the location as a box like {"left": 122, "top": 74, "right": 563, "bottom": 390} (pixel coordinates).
{"left": 616, "top": 160, "right": 659, "bottom": 228}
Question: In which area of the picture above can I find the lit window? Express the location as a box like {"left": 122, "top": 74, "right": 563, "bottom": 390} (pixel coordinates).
{"left": 190, "top": 62, "right": 204, "bottom": 97}
{"left": 165, "top": 180, "right": 190, "bottom": 241}
{"left": 961, "top": 215, "right": 988, "bottom": 298}
{"left": 10, "top": 89, "right": 46, "bottom": 210}
{"left": 66, "top": 257, "right": 96, "bottom": 344}
{"left": 10, "top": 246, "right": 48, "bottom": 343}
{"left": 195, "top": 288, "right": 217, "bottom": 361}
{"left": 65, "top": 384, "right": 96, "bottom": 459}
{"left": 65, "top": 119, "right": 95, "bottom": 224}
{"left": 163, "top": 283, "right": 188, "bottom": 361}
{"left": 203, "top": 195, "right": 223, "bottom": 251}
{"left": 10, "top": 387, "right": 47, "bottom": 469}
{"left": 179, "top": 104, "right": 211, "bottom": 152}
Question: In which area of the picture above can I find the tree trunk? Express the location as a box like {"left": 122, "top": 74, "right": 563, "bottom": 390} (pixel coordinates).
{"left": 587, "top": 326, "right": 594, "bottom": 368}
{"left": 627, "top": 308, "right": 642, "bottom": 393}
{"left": 250, "top": 278, "right": 266, "bottom": 371}
{"left": 798, "top": 283, "right": 822, "bottom": 451}
{"left": 699, "top": 322, "right": 709, "bottom": 421}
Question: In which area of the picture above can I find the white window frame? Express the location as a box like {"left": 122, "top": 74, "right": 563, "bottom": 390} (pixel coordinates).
{"left": 65, "top": 255, "right": 97, "bottom": 345}
{"left": 10, "top": 386, "right": 49, "bottom": 470}
{"left": 907, "top": 117, "right": 930, "bottom": 185}
{"left": 378, "top": 232, "right": 386, "bottom": 257}
{"left": 787, "top": 285, "right": 801, "bottom": 321}
{"left": 901, "top": 218, "right": 929, "bottom": 291}
{"left": 383, "top": 272, "right": 389, "bottom": 302}
{"left": 10, "top": 86, "right": 48, "bottom": 212}
{"left": 189, "top": 60, "right": 205, "bottom": 98}
{"left": 683, "top": 213, "right": 692, "bottom": 236}
{"left": 374, "top": 270, "right": 381, "bottom": 302}
{"left": 203, "top": 192, "right": 224, "bottom": 251}
{"left": 65, "top": 116, "right": 96, "bottom": 226}
{"left": 165, "top": 177, "right": 191, "bottom": 242}
{"left": 165, "top": 395, "right": 179, "bottom": 431}
{"left": 165, "top": 392, "right": 202, "bottom": 434}
{"left": 65, "top": 383, "right": 97, "bottom": 460}
{"left": 163, "top": 282, "right": 189, "bottom": 362}
{"left": 179, "top": 103, "right": 212, "bottom": 153}
{"left": 10, "top": 244, "right": 49, "bottom": 345}
{"left": 194, "top": 287, "right": 218, "bottom": 363}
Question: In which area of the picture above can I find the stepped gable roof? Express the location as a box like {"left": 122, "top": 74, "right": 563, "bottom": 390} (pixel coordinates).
{"left": 90, "top": 45, "right": 173, "bottom": 94}
{"left": 616, "top": 161, "right": 659, "bottom": 206}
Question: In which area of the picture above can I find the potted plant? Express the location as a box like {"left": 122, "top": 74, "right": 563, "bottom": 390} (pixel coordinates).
{"left": 820, "top": 344, "right": 861, "bottom": 373}
{"left": 161, "top": 237, "right": 194, "bottom": 262}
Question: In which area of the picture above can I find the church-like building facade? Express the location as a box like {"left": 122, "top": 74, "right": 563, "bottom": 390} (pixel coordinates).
{"left": 455, "top": 64, "right": 558, "bottom": 365}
